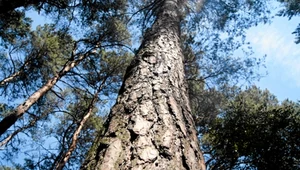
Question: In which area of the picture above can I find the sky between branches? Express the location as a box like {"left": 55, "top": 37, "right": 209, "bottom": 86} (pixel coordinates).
{"left": 27, "top": 4, "right": 300, "bottom": 102}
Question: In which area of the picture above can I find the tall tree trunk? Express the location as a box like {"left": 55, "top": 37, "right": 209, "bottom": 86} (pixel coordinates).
{"left": 81, "top": 0, "right": 206, "bottom": 169}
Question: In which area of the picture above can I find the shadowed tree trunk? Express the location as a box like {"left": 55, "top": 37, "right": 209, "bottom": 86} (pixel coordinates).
{"left": 81, "top": 0, "right": 206, "bottom": 169}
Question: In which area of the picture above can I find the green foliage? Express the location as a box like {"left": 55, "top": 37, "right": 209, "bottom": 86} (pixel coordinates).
{"left": 26, "top": 24, "right": 73, "bottom": 77}
{"left": 203, "top": 86, "right": 300, "bottom": 169}
{"left": 0, "top": 24, "right": 74, "bottom": 100}
{"left": 277, "top": 0, "right": 300, "bottom": 43}
{"left": 277, "top": 0, "right": 300, "bottom": 18}
{"left": 292, "top": 23, "right": 300, "bottom": 44}
{"left": 0, "top": 166, "right": 22, "bottom": 170}
{"left": 0, "top": 11, "right": 32, "bottom": 44}
{"left": 0, "top": 104, "right": 14, "bottom": 118}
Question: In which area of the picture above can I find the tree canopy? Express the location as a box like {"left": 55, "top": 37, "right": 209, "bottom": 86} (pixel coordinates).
{"left": 203, "top": 86, "right": 300, "bottom": 169}
{"left": 277, "top": 0, "right": 300, "bottom": 43}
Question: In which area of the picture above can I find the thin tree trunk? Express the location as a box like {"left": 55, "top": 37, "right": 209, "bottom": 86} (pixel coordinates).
{"left": 0, "top": 50, "right": 93, "bottom": 137}
{"left": 81, "top": 0, "right": 206, "bottom": 169}
{"left": 0, "top": 71, "right": 22, "bottom": 86}
{"left": 54, "top": 78, "right": 106, "bottom": 170}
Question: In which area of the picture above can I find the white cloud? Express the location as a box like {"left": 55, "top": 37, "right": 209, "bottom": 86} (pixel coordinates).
{"left": 247, "top": 17, "right": 300, "bottom": 87}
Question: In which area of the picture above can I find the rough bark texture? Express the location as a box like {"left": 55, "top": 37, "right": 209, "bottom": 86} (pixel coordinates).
{"left": 81, "top": 0, "right": 206, "bottom": 169}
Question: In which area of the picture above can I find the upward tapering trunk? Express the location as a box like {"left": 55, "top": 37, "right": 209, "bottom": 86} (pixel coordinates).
{"left": 81, "top": 0, "right": 206, "bottom": 169}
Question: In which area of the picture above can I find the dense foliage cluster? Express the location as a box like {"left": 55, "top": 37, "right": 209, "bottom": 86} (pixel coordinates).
{"left": 202, "top": 87, "right": 300, "bottom": 169}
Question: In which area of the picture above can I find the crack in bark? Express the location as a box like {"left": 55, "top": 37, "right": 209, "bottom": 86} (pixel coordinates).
{"left": 129, "top": 129, "right": 139, "bottom": 142}
{"left": 182, "top": 152, "right": 191, "bottom": 170}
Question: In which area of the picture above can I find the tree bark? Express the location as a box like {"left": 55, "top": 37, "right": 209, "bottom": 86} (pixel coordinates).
{"left": 81, "top": 0, "right": 206, "bottom": 169}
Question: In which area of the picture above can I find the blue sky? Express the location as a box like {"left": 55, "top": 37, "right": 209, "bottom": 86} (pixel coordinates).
{"left": 247, "top": 16, "right": 300, "bottom": 101}
{"left": 26, "top": 9, "right": 300, "bottom": 103}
